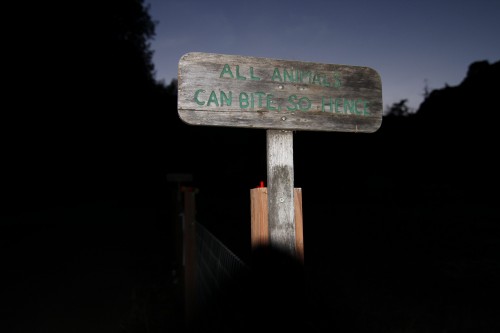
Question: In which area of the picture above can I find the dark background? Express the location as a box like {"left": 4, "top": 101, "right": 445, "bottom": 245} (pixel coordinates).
{"left": 2, "top": 1, "right": 499, "bottom": 332}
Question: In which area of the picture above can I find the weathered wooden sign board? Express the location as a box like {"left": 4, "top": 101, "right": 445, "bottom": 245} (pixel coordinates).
{"left": 178, "top": 52, "right": 383, "bottom": 133}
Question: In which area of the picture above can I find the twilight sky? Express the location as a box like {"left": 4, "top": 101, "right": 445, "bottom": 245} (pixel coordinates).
{"left": 146, "top": 0, "right": 499, "bottom": 112}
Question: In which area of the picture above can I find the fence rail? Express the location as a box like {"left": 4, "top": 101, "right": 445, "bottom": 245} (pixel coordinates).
{"left": 179, "top": 218, "right": 252, "bottom": 332}
{"left": 196, "top": 221, "right": 250, "bottom": 293}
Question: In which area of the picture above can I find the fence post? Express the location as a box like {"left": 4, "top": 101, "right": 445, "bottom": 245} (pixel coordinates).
{"left": 182, "top": 186, "right": 197, "bottom": 332}
{"left": 251, "top": 187, "right": 304, "bottom": 262}
{"left": 294, "top": 188, "right": 304, "bottom": 263}
{"left": 250, "top": 187, "right": 268, "bottom": 249}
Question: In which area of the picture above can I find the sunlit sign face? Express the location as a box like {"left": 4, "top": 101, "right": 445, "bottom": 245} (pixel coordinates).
{"left": 178, "top": 52, "right": 383, "bottom": 133}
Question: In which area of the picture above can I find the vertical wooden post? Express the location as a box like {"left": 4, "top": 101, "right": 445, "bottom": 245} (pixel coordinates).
{"left": 182, "top": 187, "right": 197, "bottom": 332}
{"left": 251, "top": 187, "right": 304, "bottom": 262}
{"left": 267, "top": 129, "right": 296, "bottom": 257}
{"left": 250, "top": 187, "right": 268, "bottom": 249}
{"left": 166, "top": 174, "right": 194, "bottom": 285}
{"left": 293, "top": 188, "right": 304, "bottom": 263}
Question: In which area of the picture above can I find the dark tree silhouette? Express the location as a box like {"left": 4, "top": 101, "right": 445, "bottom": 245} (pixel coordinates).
{"left": 3, "top": 0, "right": 177, "bottom": 215}
{"left": 385, "top": 98, "right": 412, "bottom": 116}
{"left": 3, "top": 3, "right": 184, "bottom": 333}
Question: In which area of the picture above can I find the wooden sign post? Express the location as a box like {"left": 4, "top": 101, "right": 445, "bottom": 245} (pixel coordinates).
{"left": 266, "top": 129, "right": 296, "bottom": 255}
{"left": 178, "top": 52, "right": 383, "bottom": 258}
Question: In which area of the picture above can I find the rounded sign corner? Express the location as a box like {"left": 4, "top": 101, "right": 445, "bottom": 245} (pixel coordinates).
{"left": 370, "top": 117, "right": 383, "bottom": 133}
{"left": 177, "top": 110, "right": 194, "bottom": 126}
{"left": 179, "top": 52, "right": 197, "bottom": 63}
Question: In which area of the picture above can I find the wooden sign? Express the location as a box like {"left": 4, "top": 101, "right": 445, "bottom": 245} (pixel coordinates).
{"left": 178, "top": 52, "right": 383, "bottom": 133}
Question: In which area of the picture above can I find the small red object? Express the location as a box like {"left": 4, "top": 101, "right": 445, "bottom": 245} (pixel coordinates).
{"left": 259, "top": 181, "right": 264, "bottom": 188}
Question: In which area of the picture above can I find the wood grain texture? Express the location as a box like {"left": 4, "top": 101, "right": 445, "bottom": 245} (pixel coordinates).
{"left": 267, "top": 130, "right": 296, "bottom": 256}
{"left": 250, "top": 187, "right": 304, "bottom": 262}
{"left": 250, "top": 187, "right": 268, "bottom": 249}
{"left": 294, "top": 188, "right": 304, "bottom": 263}
{"left": 178, "top": 52, "right": 383, "bottom": 132}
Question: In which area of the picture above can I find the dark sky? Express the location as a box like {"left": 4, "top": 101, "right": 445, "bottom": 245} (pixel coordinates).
{"left": 146, "top": 0, "right": 500, "bottom": 111}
